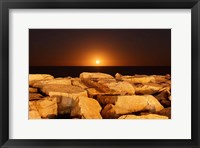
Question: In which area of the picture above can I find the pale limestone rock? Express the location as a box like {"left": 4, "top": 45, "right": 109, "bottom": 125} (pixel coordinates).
{"left": 29, "top": 87, "right": 38, "bottom": 93}
{"left": 118, "top": 114, "right": 168, "bottom": 119}
{"left": 29, "top": 101, "right": 37, "bottom": 111}
{"left": 29, "top": 93, "right": 43, "bottom": 100}
{"left": 29, "top": 74, "right": 54, "bottom": 86}
{"left": 80, "top": 72, "right": 113, "bottom": 79}
{"left": 41, "top": 84, "right": 87, "bottom": 114}
{"left": 35, "top": 97, "right": 57, "bottom": 118}
{"left": 71, "top": 78, "right": 88, "bottom": 89}
{"left": 103, "top": 81, "right": 135, "bottom": 95}
{"left": 41, "top": 84, "right": 86, "bottom": 96}
{"left": 32, "top": 78, "right": 71, "bottom": 89}
{"left": 86, "top": 88, "right": 101, "bottom": 98}
{"left": 97, "top": 79, "right": 117, "bottom": 84}
{"left": 115, "top": 73, "right": 155, "bottom": 84}
{"left": 71, "top": 96, "right": 102, "bottom": 119}
{"left": 115, "top": 73, "right": 123, "bottom": 80}
{"left": 29, "top": 110, "right": 41, "bottom": 119}
{"left": 100, "top": 95, "right": 164, "bottom": 118}
{"left": 152, "top": 75, "right": 169, "bottom": 83}
{"left": 82, "top": 78, "right": 132, "bottom": 95}
{"left": 29, "top": 101, "right": 41, "bottom": 119}
{"left": 81, "top": 78, "right": 116, "bottom": 94}
{"left": 29, "top": 74, "right": 54, "bottom": 81}
{"left": 133, "top": 83, "right": 163, "bottom": 95}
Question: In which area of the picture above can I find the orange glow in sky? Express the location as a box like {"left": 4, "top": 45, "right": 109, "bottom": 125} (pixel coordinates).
{"left": 96, "top": 60, "right": 100, "bottom": 65}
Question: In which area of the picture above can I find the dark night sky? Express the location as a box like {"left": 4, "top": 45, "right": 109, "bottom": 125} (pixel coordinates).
{"left": 29, "top": 29, "right": 171, "bottom": 66}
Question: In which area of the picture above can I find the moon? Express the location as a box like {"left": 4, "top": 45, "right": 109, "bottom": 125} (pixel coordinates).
{"left": 95, "top": 60, "right": 100, "bottom": 65}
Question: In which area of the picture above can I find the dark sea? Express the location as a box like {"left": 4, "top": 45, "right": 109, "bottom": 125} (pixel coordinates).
{"left": 29, "top": 66, "right": 171, "bottom": 78}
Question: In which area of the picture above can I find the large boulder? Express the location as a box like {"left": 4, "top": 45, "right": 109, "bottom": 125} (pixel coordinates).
{"left": 100, "top": 95, "right": 164, "bottom": 118}
{"left": 86, "top": 88, "right": 101, "bottom": 98}
{"left": 29, "top": 74, "right": 54, "bottom": 86}
{"left": 29, "top": 97, "right": 57, "bottom": 119}
{"left": 133, "top": 83, "right": 163, "bottom": 95}
{"left": 32, "top": 78, "right": 71, "bottom": 88}
{"left": 34, "top": 97, "right": 57, "bottom": 118}
{"left": 29, "top": 101, "right": 41, "bottom": 119}
{"left": 81, "top": 78, "right": 116, "bottom": 94}
{"left": 80, "top": 72, "right": 113, "bottom": 79}
{"left": 103, "top": 81, "right": 135, "bottom": 95}
{"left": 115, "top": 73, "right": 155, "bottom": 84}
{"left": 82, "top": 79, "right": 134, "bottom": 95}
{"left": 41, "top": 84, "right": 88, "bottom": 114}
{"left": 118, "top": 114, "right": 168, "bottom": 119}
{"left": 153, "top": 75, "right": 170, "bottom": 83}
{"left": 71, "top": 96, "right": 102, "bottom": 119}
{"left": 71, "top": 78, "right": 88, "bottom": 89}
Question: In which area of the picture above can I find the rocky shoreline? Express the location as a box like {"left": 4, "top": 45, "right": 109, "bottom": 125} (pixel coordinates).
{"left": 29, "top": 72, "right": 171, "bottom": 119}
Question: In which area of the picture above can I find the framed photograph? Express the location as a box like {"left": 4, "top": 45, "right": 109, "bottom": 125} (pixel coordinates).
{"left": 0, "top": 0, "right": 199, "bottom": 148}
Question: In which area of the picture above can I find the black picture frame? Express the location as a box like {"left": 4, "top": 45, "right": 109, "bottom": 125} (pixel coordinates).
{"left": 0, "top": 0, "right": 200, "bottom": 148}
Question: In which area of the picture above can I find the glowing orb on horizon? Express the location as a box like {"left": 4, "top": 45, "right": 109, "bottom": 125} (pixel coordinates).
{"left": 95, "top": 60, "right": 100, "bottom": 65}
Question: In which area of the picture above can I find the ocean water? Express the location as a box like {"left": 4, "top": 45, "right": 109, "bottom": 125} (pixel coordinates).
{"left": 29, "top": 66, "right": 171, "bottom": 78}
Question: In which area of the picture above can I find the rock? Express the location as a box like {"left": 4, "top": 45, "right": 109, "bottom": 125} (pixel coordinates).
{"left": 118, "top": 114, "right": 168, "bottom": 119}
{"left": 133, "top": 83, "right": 163, "bottom": 95}
{"left": 103, "top": 81, "right": 135, "bottom": 95}
{"left": 155, "top": 88, "right": 171, "bottom": 107}
{"left": 35, "top": 97, "right": 57, "bottom": 118}
{"left": 71, "top": 96, "right": 102, "bottom": 119}
{"left": 29, "top": 87, "right": 38, "bottom": 93}
{"left": 80, "top": 72, "right": 113, "bottom": 79}
{"left": 29, "top": 101, "right": 37, "bottom": 111}
{"left": 165, "top": 74, "right": 171, "bottom": 80}
{"left": 152, "top": 75, "right": 169, "bottom": 83}
{"left": 86, "top": 88, "right": 101, "bottom": 98}
{"left": 97, "top": 79, "right": 117, "bottom": 84}
{"left": 100, "top": 95, "right": 164, "bottom": 118}
{"left": 157, "top": 107, "right": 171, "bottom": 118}
{"left": 41, "top": 84, "right": 87, "bottom": 114}
{"left": 81, "top": 78, "right": 117, "bottom": 94}
{"left": 29, "top": 74, "right": 54, "bottom": 86}
{"left": 29, "top": 93, "right": 43, "bottom": 100}
{"left": 29, "top": 110, "right": 41, "bottom": 119}
{"left": 169, "top": 95, "right": 171, "bottom": 101}
{"left": 101, "top": 104, "right": 129, "bottom": 118}
{"left": 82, "top": 79, "right": 133, "bottom": 95}
{"left": 115, "top": 73, "right": 123, "bottom": 80}
{"left": 32, "top": 78, "right": 71, "bottom": 89}
{"left": 29, "top": 74, "right": 54, "bottom": 81}
{"left": 115, "top": 73, "right": 155, "bottom": 84}
{"left": 71, "top": 78, "right": 88, "bottom": 89}
{"left": 41, "top": 84, "right": 86, "bottom": 96}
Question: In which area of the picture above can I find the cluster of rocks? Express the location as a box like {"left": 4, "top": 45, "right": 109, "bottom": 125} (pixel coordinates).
{"left": 29, "top": 72, "right": 171, "bottom": 119}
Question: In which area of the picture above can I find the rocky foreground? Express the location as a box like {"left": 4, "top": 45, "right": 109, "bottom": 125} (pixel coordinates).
{"left": 29, "top": 72, "right": 171, "bottom": 119}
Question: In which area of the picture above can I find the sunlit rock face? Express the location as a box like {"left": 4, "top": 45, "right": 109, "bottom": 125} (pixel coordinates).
{"left": 29, "top": 74, "right": 54, "bottom": 86}
{"left": 29, "top": 97, "right": 57, "bottom": 119}
{"left": 118, "top": 114, "right": 168, "bottom": 119}
{"left": 71, "top": 96, "right": 102, "bottom": 119}
{"left": 99, "top": 95, "right": 164, "bottom": 119}
{"left": 31, "top": 78, "right": 71, "bottom": 89}
{"left": 80, "top": 72, "right": 113, "bottom": 79}
{"left": 29, "top": 73, "right": 171, "bottom": 119}
{"left": 40, "top": 84, "right": 88, "bottom": 114}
